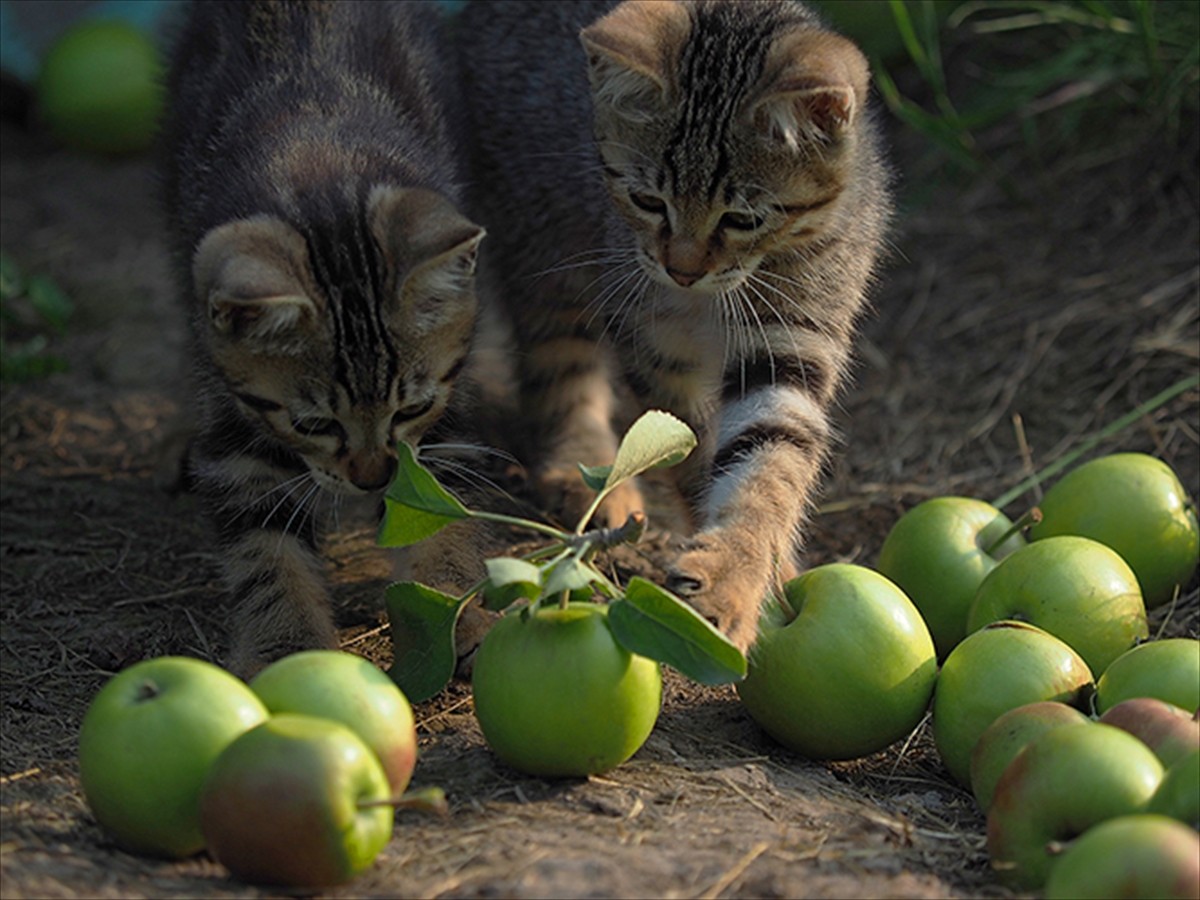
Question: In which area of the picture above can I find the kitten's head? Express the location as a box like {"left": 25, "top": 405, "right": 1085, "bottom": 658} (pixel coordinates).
{"left": 581, "top": 0, "right": 870, "bottom": 293}
{"left": 193, "top": 186, "right": 484, "bottom": 495}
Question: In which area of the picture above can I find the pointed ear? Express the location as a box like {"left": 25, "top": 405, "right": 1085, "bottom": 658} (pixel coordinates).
{"left": 580, "top": 0, "right": 690, "bottom": 119}
{"left": 368, "top": 185, "right": 484, "bottom": 333}
{"left": 750, "top": 30, "right": 870, "bottom": 148}
{"left": 193, "top": 216, "right": 319, "bottom": 344}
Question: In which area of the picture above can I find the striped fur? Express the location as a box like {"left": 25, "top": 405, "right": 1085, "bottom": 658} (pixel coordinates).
{"left": 163, "top": 0, "right": 485, "bottom": 675}
{"left": 459, "top": 0, "right": 891, "bottom": 650}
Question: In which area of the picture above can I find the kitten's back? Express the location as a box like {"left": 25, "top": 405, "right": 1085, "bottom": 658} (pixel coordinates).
{"left": 164, "top": 0, "right": 465, "bottom": 266}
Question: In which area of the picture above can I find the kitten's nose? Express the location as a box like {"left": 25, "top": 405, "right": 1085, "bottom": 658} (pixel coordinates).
{"left": 349, "top": 456, "right": 397, "bottom": 492}
{"left": 666, "top": 266, "right": 705, "bottom": 287}
{"left": 664, "top": 235, "right": 708, "bottom": 287}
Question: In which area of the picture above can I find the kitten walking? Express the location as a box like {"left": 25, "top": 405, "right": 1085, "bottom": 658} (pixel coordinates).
{"left": 163, "top": 0, "right": 486, "bottom": 675}
{"left": 459, "top": 0, "right": 891, "bottom": 649}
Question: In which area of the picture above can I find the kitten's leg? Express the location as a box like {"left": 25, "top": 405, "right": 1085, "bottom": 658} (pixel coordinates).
{"left": 666, "top": 336, "right": 846, "bottom": 651}
{"left": 222, "top": 530, "right": 338, "bottom": 677}
{"left": 509, "top": 287, "right": 645, "bottom": 528}
{"left": 192, "top": 446, "right": 337, "bottom": 677}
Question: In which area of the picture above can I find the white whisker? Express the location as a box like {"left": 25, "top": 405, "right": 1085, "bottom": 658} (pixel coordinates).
{"left": 280, "top": 482, "right": 322, "bottom": 546}
{"left": 424, "top": 456, "right": 515, "bottom": 505}
{"left": 260, "top": 472, "right": 315, "bottom": 529}
{"left": 420, "top": 442, "right": 518, "bottom": 465}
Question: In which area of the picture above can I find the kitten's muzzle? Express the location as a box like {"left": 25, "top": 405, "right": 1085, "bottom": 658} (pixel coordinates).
{"left": 347, "top": 455, "right": 397, "bottom": 492}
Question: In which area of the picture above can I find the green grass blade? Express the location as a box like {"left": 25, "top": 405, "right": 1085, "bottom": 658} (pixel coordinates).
{"left": 991, "top": 373, "right": 1200, "bottom": 510}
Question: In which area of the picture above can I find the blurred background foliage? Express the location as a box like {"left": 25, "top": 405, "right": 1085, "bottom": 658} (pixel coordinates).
{"left": 2, "top": 0, "right": 1195, "bottom": 179}
{"left": 1, "top": 0, "right": 1196, "bottom": 382}
{"left": 814, "top": 0, "right": 1199, "bottom": 183}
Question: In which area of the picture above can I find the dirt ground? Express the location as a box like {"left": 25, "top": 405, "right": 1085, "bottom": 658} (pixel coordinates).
{"left": 2, "top": 50, "right": 1199, "bottom": 900}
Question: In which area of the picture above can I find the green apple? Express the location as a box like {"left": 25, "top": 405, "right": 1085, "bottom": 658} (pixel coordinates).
{"left": 471, "top": 603, "right": 662, "bottom": 777}
{"left": 1096, "top": 638, "right": 1200, "bottom": 714}
{"left": 1043, "top": 814, "right": 1200, "bottom": 900}
{"left": 737, "top": 564, "right": 937, "bottom": 760}
{"left": 199, "top": 714, "right": 393, "bottom": 887}
{"left": 37, "top": 20, "right": 164, "bottom": 155}
{"left": 876, "top": 497, "right": 1027, "bottom": 659}
{"left": 1098, "top": 698, "right": 1199, "bottom": 768}
{"left": 987, "top": 722, "right": 1164, "bottom": 889}
{"left": 78, "top": 656, "right": 269, "bottom": 858}
{"left": 969, "top": 701, "right": 1090, "bottom": 812}
{"left": 250, "top": 650, "right": 417, "bottom": 794}
{"left": 932, "top": 620, "right": 1094, "bottom": 786}
{"left": 967, "top": 536, "right": 1148, "bottom": 675}
{"left": 1147, "top": 748, "right": 1200, "bottom": 828}
{"left": 1029, "top": 452, "right": 1200, "bottom": 609}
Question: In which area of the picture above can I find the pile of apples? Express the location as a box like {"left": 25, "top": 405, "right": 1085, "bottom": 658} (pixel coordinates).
{"left": 77, "top": 650, "right": 423, "bottom": 888}
{"left": 76, "top": 450, "right": 1197, "bottom": 894}
{"left": 736, "top": 452, "right": 1200, "bottom": 896}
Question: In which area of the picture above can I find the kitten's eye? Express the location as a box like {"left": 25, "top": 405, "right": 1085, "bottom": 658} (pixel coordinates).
{"left": 292, "top": 417, "right": 345, "bottom": 439}
{"left": 392, "top": 398, "right": 434, "bottom": 426}
{"left": 629, "top": 192, "right": 667, "bottom": 215}
{"left": 719, "top": 210, "right": 766, "bottom": 232}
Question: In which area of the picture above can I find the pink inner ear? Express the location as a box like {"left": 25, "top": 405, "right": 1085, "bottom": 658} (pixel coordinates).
{"left": 796, "top": 86, "right": 855, "bottom": 136}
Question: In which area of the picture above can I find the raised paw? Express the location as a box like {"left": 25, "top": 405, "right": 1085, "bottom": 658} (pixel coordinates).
{"left": 535, "top": 463, "right": 645, "bottom": 530}
{"left": 665, "top": 533, "right": 780, "bottom": 652}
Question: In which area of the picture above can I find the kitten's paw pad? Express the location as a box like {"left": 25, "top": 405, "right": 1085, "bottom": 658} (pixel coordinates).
{"left": 454, "top": 598, "right": 500, "bottom": 679}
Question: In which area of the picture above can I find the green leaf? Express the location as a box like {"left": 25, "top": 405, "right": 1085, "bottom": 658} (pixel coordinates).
{"left": 542, "top": 557, "right": 596, "bottom": 597}
{"left": 607, "top": 577, "right": 747, "bottom": 685}
{"left": 577, "top": 410, "right": 697, "bottom": 530}
{"left": 0, "top": 336, "right": 68, "bottom": 383}
{"left": 25, "top": 275, "right": 73, "bottom": 334}
{"left": 377, "top": 442, "right": 469, "bottom": 547}
{"left": 384, "top": 581, "right": 467, "bottom": 703}
{"left": 481, "top": 557, "right": 542, "bottom": 611}
{"left": 577, "top": 463, "right": 612, "bottom": 493}
{"left": 377, "top": 498, "right": 457, "bottom": 548}
{"left": 607, "top": 410, "right": 697, "bottom": 487}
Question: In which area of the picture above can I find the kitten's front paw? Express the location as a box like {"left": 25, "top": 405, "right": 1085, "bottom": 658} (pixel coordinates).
{"left": 225, "top": 621, "right": 338, "bottom": 680}
{"left": 665, "top": 533, "right": 779, "bottom": 652}
{"left": 535, "top": 464, "right": 645, "bottom": 530}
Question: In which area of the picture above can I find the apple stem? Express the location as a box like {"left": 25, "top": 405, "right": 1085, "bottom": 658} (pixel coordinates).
{"left": 357, "top": 786, "right": 449, "bottom": 817}
{"left": 134, "top": 680, "right": 160, "bottom": 702}
{"left": 981, "top": 507, "right": 1043, "bottom": 556}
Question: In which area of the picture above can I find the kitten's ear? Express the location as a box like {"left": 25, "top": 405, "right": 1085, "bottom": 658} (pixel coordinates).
{"left": 580, "top": 0, "right": 690, "bottom": 118}
{"left": 193, "top": 217, "right": 319, "bottom": 343}
{"left": 751, "top": 30, "right": 870, "bottom": 148}
{"left": 368, "top": 186, "right": 485, "bottom": 331}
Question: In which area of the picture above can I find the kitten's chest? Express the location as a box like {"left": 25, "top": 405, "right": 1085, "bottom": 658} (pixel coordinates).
{"left": 621, "top": 284, "right": 726, "bottom": 424}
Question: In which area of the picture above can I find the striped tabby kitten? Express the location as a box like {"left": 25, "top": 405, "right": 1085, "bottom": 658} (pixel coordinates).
{"left": 459, "top": 0, "right": 890, "bottom": 650}
{"left": 163, "top": 0, "right": 485, "bottom": 675}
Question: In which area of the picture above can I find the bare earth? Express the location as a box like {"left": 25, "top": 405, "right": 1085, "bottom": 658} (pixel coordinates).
{"left": 1, "top": 83, "right": 1197, "bottom": 900}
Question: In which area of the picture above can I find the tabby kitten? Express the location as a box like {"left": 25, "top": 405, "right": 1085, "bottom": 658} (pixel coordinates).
{"left": 459, "top": 0, "right": 890, "bottom": 650}
{"left": 162, "top": 0, "right": 485, "bottom": 675}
